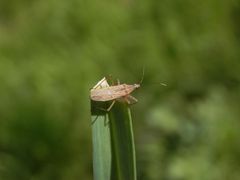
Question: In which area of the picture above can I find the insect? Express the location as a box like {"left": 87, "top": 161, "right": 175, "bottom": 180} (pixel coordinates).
{"left": 90, "top": 75, "right": 142, "bottom": 111}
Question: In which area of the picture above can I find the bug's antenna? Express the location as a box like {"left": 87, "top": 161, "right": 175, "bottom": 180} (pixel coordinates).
{"left": 160, "top": 83, "right": 167, "bottom": 86}
{"left": 139, "top": 66, "right": 145, "bottom": 84}
{"left": 149, "top": 82, "right": 167, "bottom": 86}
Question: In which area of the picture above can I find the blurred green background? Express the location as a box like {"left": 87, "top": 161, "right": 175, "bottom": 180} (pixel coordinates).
{"left": 0, "top": 0, "right": 240, "bottom": 179}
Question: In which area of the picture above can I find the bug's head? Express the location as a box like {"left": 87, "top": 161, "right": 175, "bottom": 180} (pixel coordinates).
{"left": 134, "top": 84, "right": 140, "bottom": 89}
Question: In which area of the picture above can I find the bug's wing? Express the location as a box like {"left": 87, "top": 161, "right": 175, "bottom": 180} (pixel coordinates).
{"left": 91, "top": 84, "right": 138, "bottom": 102}
{"left": 90, "top": 87, "right": 124, "bottom": 101}
{"left": 92, "top": 77, "right": 109, "bottom": 89}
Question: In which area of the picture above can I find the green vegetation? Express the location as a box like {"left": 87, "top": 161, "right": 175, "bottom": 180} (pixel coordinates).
{"left": 91, "top": 102, "right": 111, "bottom": 180}
{"left": 91, "top": 101, "right": 136, "bottom": 180}
{"left": 0, "top": 0, "right": 240, "bottom": 179}
{"left": 109, "top": 102, "right": 136, "bottom": 180}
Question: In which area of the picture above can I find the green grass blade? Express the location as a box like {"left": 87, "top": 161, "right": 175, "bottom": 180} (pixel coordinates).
{"left": 109, "top": 102, "right": 137, "bottom": 180}
{"left": 91, "top": 101, "right": 137, "bottom": 180}
{"left": 91, "top": 101, "right": 111, "bottom": 180}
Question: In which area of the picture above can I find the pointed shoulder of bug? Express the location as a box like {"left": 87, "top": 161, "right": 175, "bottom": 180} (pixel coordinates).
{"left": 92, "top": 77, "right": 110, "bottom": 89}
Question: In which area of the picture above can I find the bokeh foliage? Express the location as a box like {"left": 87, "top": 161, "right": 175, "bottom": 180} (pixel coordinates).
{"left": 0, "top": 0, "right": 240, "bottom": 179}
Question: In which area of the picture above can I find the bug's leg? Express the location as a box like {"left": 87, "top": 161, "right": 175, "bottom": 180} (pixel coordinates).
{"left": 96, "top": 100, "right": 116, "bottom": 112}
{"left": 91, "top": 114, "right": 109, "bottom": 126}
{"left": 123, "top": 96, "right": 131, "bottom": 104}
{"left": 128, "top": 95, "right": 138, "bottom": 103}
{"left": 107, "top": 100, "right": 116, "bottom": 111}
{"left": 126, "top": 95, "right": 138, "bottom": 104}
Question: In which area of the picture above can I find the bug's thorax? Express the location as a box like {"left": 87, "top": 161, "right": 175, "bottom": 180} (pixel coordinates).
{"left": 120, "top": 83, "right": 140, "bottom": 94}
